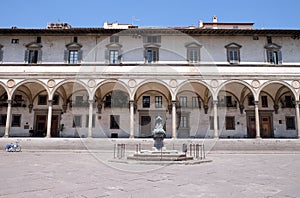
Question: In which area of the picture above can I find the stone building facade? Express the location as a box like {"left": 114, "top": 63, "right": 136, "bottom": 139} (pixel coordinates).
{"left": 0, "top": 19, "right": 300, "bottom": 139}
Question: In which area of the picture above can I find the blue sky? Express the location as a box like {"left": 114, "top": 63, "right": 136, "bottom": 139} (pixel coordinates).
{"left": 1, "top": 0, "right": 300, "bottom": 29}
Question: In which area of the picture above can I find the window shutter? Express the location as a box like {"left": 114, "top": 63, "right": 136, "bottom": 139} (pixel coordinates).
{"left": 278, "top": 50, "right": 282, "bottom": 64}
{"left": 266, "top": 50, "right": 273, "bottom": 63}
{"left": 24, "top": 50, "right": 29, "bottom": 62}
{"left": 118, "top": 50, "right": 122, "bottom": 63}
{"left": 38, "top": 50, "right": 42, "bottom": 62}
{"left": 0, "top": 50, "right": 3, "bottom": 62}
{"left": 156, "top": 49, "right": 159, "bottom": 62}
{"left": 78, "top": 50, "right": 83, "bottom": 62}
{"left": 64, "top": 50, "right": 69, "bottom": 63}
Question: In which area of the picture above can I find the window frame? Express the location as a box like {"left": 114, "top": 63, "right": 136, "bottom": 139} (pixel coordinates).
{"left": 286, "top": 116, "right": 295, "bottom": 130}
{"left": 12, "top": 114, "right": 21, "bottom": 127}
{"left": 145, "top": 47, "right": 159, "bottom": 63}
{"left": 64, "top": 42, "right": 83, "bottom": 64}
{"left": 0, "top": 114, "right": 7, "bottom": 126}
{"left": 225, "top": 116, "right": 235, "bottom": 130}
{"left": 265, "top": 43, "right": 282, "bottom": 65}
{"left": 143, "top": 96, "right": 150, "bottom": 108}
{"left": 110, "top": 115, "right": 120, "bottom": 129}
{"left": 155, "top": 96, "right": 162, "bottom": 108}
{"left": 73, "top": 115, "right": 82, "bottom": 128}
{"left": 179, "top": 96, "right": 188, "bottom": 108}
{"left": 109, "top": 50, "right": 119, "bottom": 64}
{"left": 38, "top": 95, "right": 48, "bottom": 105}
{"left": 225, "top": 43, "right": 242, "bottom": 64}
{"left": 261, "top": 95, "right": 268, "bottom": 108}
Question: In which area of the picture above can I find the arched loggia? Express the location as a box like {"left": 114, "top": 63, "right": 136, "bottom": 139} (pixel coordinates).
{"left": 133, "top": 81, "right": 173, "bottom": 138}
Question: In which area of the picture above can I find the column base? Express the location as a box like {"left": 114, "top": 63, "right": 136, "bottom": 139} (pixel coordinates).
{"left": 129, "top": 135, "right": 134, "bottom": 139}
{"left": 3, "top": 134, "right": 9, "bottom": 138}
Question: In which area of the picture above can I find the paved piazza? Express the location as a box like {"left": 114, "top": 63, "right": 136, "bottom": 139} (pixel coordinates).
{"left": 1, "top": 142, "right": 300, "bottom": 197}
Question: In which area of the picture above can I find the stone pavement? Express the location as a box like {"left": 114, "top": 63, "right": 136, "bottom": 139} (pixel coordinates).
{"left": 1, "top": 138, "right": 300, "bottom": 197}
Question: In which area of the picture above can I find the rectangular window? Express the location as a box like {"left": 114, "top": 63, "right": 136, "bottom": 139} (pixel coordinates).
{"left": 38, "top": 95, "right": 47, "bottom": 105}
{"left": 209, "top": 116, "right": 219, "bottom": 130}
{"left": 225, "top": 96, "right": 233, "bottom": 107}
{"left": 228, "top": 49, "right": 240, "bottom": 64}
{"left": 73, "top": 115, "right": 82, "bottom": 128}
{"left": 267, "top": 50, "right": 282, "bottom": 64}
{"left": 286, "top": 116, "right": 295, "bottom": 130}
{"left": 179, "top": 115, "right": 188, "bottom": 128}
{"left": 28, "top": 50, "right": 38, "bottom": 63}
{"left": 69, "top": 50, "right": 78, "bottom": 64}
{"left": 285, "top": 95, "right": 294, "bottom": 108}
{"left": 109, "top": 50, "right": 119, "bottom": 64}
{"left": 110, "top": 115, "right": 120, "bottom": 129}
{"left": 53, "top": 95, "right": 59, "bottom": 105}
{"left": 143, "top": 96, "right": 150, "bottom": 108}
{"left": 261, "top": 96, "right": 268, "bottom": 107}
{"left": 226, "top": 116, "right": 235, "bottom": 130}
{"left": 11, "top": 39, "right": 19, "bottom": 44}
{"left": 12, "top": 115, "right": 21, "bottom": 127}
{"left": 146, "top": 48, "right": 158, "bottom": 63}
{"left": 85, "top": 114, "right": 95, "bottom": 128}
{"left": 187, "top": 48, "right": 200, "bottom": 63}
{"left": 179, "top": 96, "right": 187, "bottom": 107}
{"left": 248, "top": 95, "right": 255, "bottom": 106}
{"left": 155, "top": 96, "right": 162, "bottom": 108}
{"left": 192, "top": 97, "right": 201, "bottom": 108}
{"left": 0, "top": 114, "right": 6, "bottom": 126}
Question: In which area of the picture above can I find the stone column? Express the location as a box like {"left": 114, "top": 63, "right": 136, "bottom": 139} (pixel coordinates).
{"left": 129, "top": 100, "right": 134, "bottom": 138}
{"left": 172, "top": 100, "right": 177, "bottom": 139}
{"left": 4, "top": 100, "right": 12, "bottom": 138}
{"left": 213, "top": 100, "right": 219, "bottom": 139}
{"left": 88, "top": 100, "right": 94, "bottom": 138}
{"left": 255, "top": 101, "right": 260, "bottom": 138}
{"left": 295, "top": 101, "right": 300, "bottom": 138}
{"left": 46, "top": 100, "right": 53, "bottom": 138}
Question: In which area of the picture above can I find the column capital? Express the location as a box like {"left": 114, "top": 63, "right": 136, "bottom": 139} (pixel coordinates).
{"left": 129, "top": 100, "right": 134, "bottom": 104}
{"left": 88, "top": 99, "right": 94, "bottom": 104}
{"left": 295, "top": 101, "right": 300, "bottom": 106}
{"left": 48, "top": 100, "right": 54, "bottom": 104}
{"left": 6, "top": 99, "right": 12, "bottom": 104}
{"left": 254, "top": 101, "right": 259, "bottom": 105}
{"left": 172, "top": 100, "right": 177, "bottom": 105}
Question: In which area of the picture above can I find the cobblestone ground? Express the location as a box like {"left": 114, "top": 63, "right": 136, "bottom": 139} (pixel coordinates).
{"left": 0, "top": 150, "right": 300, "bottom": 197}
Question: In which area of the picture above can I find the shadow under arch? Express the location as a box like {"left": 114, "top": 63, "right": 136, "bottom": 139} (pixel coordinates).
{"left": 51, "top": 79, "right": 91, "bottom": 99}
{"left": 11, "top": 79, "right": 50, "bottom": 98}
{"left": 257, "top": 80, "right": 297, "bottom": 100}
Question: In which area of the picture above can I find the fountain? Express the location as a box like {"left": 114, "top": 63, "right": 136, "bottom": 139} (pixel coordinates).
{"left": 127, "top": 116, "right": 194, "bottom": 161}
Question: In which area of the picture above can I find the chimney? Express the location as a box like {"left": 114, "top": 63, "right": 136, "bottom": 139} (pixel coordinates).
{"left": 212, "top": 16, "right": 218, "bottom": 23}
{"left": 198, "top": 20, "right": 203, "bottom": 28}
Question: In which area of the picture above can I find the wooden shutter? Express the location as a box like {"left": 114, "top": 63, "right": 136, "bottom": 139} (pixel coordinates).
{"left": 24, "top": 50, "right": 29, "bottom": 62}
{"left": 0, "top": 50, "right": 3, "bottom": 62}
{"left": 278, "top": 50, "right": 282, "bottom": 64}
{"left": 37, "top": 50, "right": 42, "bottom": 62}
{"left": 64, "top": 50, "right": 69, "bottom": 63}
{"left": 78, "top": 50, "right": 83, "bottom": 62}
{"left": 266, "top": 50, "right": 273, "bottom": 63}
